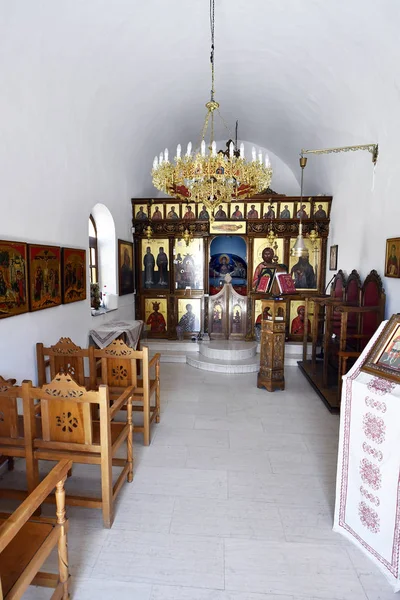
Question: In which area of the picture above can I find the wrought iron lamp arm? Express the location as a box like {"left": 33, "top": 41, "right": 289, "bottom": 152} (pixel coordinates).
{"left": 300, "top": 144, "right": 379, "bottom": 165}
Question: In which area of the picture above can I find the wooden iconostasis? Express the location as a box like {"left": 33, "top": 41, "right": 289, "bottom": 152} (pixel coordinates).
{"left": 132, "top": 194, "right": 332, "bottom": 340}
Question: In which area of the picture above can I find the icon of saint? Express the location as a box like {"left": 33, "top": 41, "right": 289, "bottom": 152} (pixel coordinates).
{"left": 167, "top": 206, "right": 179, "bottom": 219}
{"left": 157, "top": 247, "right": 169, "bottom": 286}
{"left": 143, "top": 247, "right": 155, "bottom": 287}
{"left": 247, "top": 204, "right": 259, "bottom": 219}
{"left": 214, "top": 205, "right": 227, "bottom": 220}
{"left": 314, "top": 204, "right": 327, "bottom": 218}
{"left": 152, "top": 206, "right": 163, "bottom": 220}
{"left": 198, "top": 205, "right": 209, "bottom": 220}
{"left": 263, "top": 205, "right": 275, "bottom": 219}
{"left": 147, "top": 302, "right": 166, "bottom": 333}
{"left": 290, "top": 256, "right": 316, "bottom": 289}
{"left": 290, "top": 305, "right": 311, "bottom": 335}
{"left": 387, "top": 244, "right": 399, "bottom": 276}
{"left": 280, "top": 205, "right": 291, "bottom": 218}
{"left": 231, "top": 205, "right": 243, "bottom": 220}
{"left": 177, "top": 303, "right": 199, "bottom": 332}
{"left": 183, "top": 206, "right": 195, "bottom": 219}
{"left": 296, "top": 204, "right": 309, "bottom": 219}
{"left": 136, "top": 206, "right": 148, "bottom": 220}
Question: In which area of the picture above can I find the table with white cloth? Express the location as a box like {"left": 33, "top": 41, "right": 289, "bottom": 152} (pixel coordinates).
{"left": 334, "top": 320, "right": 400, "bottom": 591}
{"left": 89, "top": 320, "right": 143, "bottom": 349}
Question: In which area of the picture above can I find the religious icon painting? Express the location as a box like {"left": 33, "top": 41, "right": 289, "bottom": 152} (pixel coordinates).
{"left": 177, "top": 298, "right": 201, "bottom": 334}
{"left": 231, "top": 302, "right": 243, "bottom": 334}
{"left": 150, "top": 204, "right": 164, "bottom": 220}
{"left": 362, "top": 314, "right": 400, "bottom": 382}
{"left": 28, "top": 244, "right": 62, "bottom": 312}
{"left": 209, "top": 235, "right": 247, "bottom": 296}
{"left": 174, "top": 238, "right": 204, "bottom": 291}
{"left": 213, "top": 203, "right": 229, "bottom": 221}
{"left": 182, "top": 204, "right": 196, "bottom": 220}
{"left": 246, "top": 202, "right": 261, "bottom": 219}
{"left": 295, "top": 201, "right": 311, "bottom": 220}
{"left": 198, "top": 204, "right": 210, "bottom": 221}
{"left": 279, "top": 202, "right": 293, "bottom": 219}
{"left": 313, "top": 200, "right": 330, "bottom": 220}
{"left": 117, "top": 240, "right": 134, "bottom": 296}
{"left": 230, "top": 203, "right": 245, "bottom": 220}
{"left": 144, "top": 298, "right": 167, "bottom": 335}
{"left": 262, "top": 202, "right": 277, "bottom": 220}
{"left": 289, "top": 300, "right": 313, "bottom": 341}
{"left": 61, "top": 248, "right": 87, "bottom": 304}
{"left": 134, "top": 204, "right": 149, "bottom": 221}
{"left": 252, "top": 237, "right": 285, "bottom": 293}
{"left": 166, "top": 204, "right": 180, "bottom": 220}
{"left": 289, "top": 237, "right": 321, "bottom": 290}
{"left": 329, "top": 245, "right": 338, "bottom": 271}
{"left": 384, "top": 237, "right": 400, "bottom": 278}
{"left": 141, "top": 238, "right": 169, "bottom": 290}
{"left": 0, "top": 240, "right": 29, "bottom": 319}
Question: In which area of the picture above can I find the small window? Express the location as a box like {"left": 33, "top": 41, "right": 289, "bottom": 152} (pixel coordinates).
{"left": 89, "top": 214, "right": 98, "bottom": 284}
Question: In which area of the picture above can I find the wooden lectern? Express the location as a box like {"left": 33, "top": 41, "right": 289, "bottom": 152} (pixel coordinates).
{"left": 257, "top": 298, "right": 286, "bottom": 391}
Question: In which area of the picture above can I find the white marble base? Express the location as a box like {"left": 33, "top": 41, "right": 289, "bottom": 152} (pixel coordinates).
{"left": 187, "top": 353, "right": 259, "bottom": 374}
{"left": 199, "top": 341, "right": 257, "bottom": 360}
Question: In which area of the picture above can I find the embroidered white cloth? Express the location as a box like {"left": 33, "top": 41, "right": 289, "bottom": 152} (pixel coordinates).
{"left": 334, "top": 320, "right": 400, "bottom": 591}
{"left": 89, "top": 320, "right": 143, "bottom": 349}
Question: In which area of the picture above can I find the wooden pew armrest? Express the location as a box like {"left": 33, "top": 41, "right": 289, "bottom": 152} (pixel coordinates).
{"left": 148, "top": 353, "right": 161, "bottom": 369}
{"left": 110, "top": 385, "right": 135, "bottom": 418}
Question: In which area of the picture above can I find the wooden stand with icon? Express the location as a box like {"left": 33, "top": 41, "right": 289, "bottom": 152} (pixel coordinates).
{"left": 257, "top": 298, "right": 286, "bottom": 392}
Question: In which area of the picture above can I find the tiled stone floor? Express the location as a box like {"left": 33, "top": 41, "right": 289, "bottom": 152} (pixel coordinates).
{"left": 2, "top": 365, "right": 396, "bottom": 599}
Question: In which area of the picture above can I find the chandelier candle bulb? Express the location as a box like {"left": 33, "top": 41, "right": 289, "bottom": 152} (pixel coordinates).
{"left": 164, "top": 148, "right": 169, "bottom": 163}
{"left": 201, "top": 140, "right": 206, "bottom": 157}
{"left": 211, "top": 141, "right": 217, "bottom": 156}
{"left": 177, "top": 144, "right": 181, "bottom": 159}
{"left": 229, "top": 142, "right": 234, "bottom": 158}
{"left": 252, "top": 147, "right": 256, "bottom": 162}
{"left": 258, "top": 150, "right": 263, "bottom": 165}
{"left": 159, "top": 152, "right": 163, "bottom": 165}
{"left": 265, "top": 155, "right": 271, "bottom": 168}
{"left": 153, "top": 157, "right": 158, "bottom": 169}
{"left": 240, "top": 143, "right": 244, "bottom": 159}
{"left": 186, "top": 142, "right": 192, "bottom": 156}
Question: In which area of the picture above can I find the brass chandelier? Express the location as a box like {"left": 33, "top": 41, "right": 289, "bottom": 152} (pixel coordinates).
{"left": 151, "top": 0, "right": 273, "bottom": 214}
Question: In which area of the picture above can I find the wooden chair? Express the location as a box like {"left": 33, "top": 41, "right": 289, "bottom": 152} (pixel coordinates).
{"left": 90, "top": 340, "right": 160, "bottom": 446}
{"left": 36, "top": 337, "right": 90, "bottom": 387}
{"left": 22, "top": 373, "right": 133, "bottom": 528}
{"left": 0, "top": 459, "right": 71, "bottom": 599}
{"left": 0, "top": 376, "right": 39, "bottom": 497}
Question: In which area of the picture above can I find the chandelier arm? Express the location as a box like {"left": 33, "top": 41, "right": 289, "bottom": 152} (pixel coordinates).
{"left": 216, "top": 109, "right": 235, "bottom": 140}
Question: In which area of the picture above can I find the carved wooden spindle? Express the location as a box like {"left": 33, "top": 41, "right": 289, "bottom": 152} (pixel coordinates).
{"left": 55, "top": 476, "right": 70, "bottom": 599}
{"left": 127, "top": 399, "right": 134, "bottom": 483}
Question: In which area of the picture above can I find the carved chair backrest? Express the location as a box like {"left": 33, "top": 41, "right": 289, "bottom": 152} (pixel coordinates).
{"left": 92, "top": 339, "right": 148, "bottom": 389}
{"left": 36, "top": 338, "right": 88, "bottom": 387}
{"left": 345, "top": 270, "right": 363, "bottom": 332}
{"left": 360, "top": 270, "right": 386, "bottom": 344}
{"left": 22, "top": 373, "right": 109, "bottom": 447}
{"left": 0, "top": 377, "right": 20, "bottom": 439}
{"left": 330, "top": 270, "right": 347, "bottom": 336}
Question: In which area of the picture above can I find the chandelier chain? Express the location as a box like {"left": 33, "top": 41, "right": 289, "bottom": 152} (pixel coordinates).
{"left": 210, "top": 0, "right": 215, "bottom": 102}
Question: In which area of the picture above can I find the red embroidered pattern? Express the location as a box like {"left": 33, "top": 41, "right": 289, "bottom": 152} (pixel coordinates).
{"left": 360, "top": 458, "right": 382, "bottom": 490}
{"left": 367, "top": 377, "right": 396, "bottom": 396}
{"left": 362, "top": 442, "right": 383, "bottom": 462}
{"left": 362, "top": 412, "right": 386, "bottom": 445}
{"left": 360, "top": 486, "right": 380, "bottom": 507}
{"left": 359, "top": 501, "right": 381, "bottom": 533}
{"left": 365, "top": 396, "right": 387, "bottom": 413}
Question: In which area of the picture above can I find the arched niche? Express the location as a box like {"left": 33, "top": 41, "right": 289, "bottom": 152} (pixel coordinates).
{"left": 90, "top": 203, "right": 116, "bottom": 295}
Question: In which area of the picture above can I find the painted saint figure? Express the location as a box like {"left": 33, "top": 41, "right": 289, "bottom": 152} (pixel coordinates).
{"left": 183, "top": 206, "right": 195, "bottom": 219}
{"left": 147, "top": 301, "right": 166, "bottom": 333}
{"left": 152, "top": 206, "right": 163, "bottom": 220}
{"left": 0, "top": 269, "right": 7, "bottom": 296}
{"left": 167, "top": 206, "right": 179, "bottom": 219}
{"left": 231, "top": 205, "right": 243, "bottom": 220}
{"left": 263, "top": 205, "right": 275, "bottom": 219}
{"left": 314, "top": 204, "right": 327, "bottom": 219}
{"left": 291, "top": 305, "right": 311, "bottom": 335}
{"left": 252, "top": 247, "right": 276, "bottom": 293}
{"left": 296, "top": 204, "right": 309, "bottom": 219}
{"left": 379, "top": 335, "right": 400, "bottom": 369}
{"left": 143, "top": 246, "right": 155, "bottom": 287}
{"left": 157, "top": 247, "right": 169, "bottom": 286}
{"left": 247, "top": 205, "right": 258, "bottom": 219}
{"left": 198, "top": 205, "right": 209, "bottom": 220}
{"left": 214, "top": 205, "right": 227, "bottom": 220}
{"left": 136, "top": 206, "right": 148, "bottom": 220}
{"left": 386, "top": 244, "right": 399, "bottom": 276}
{"left": 290, "top": 256, "right": 316, "bottom": 289}
{"left": 177, "top": 303, "right": 199, "bottom": 332}
{"left": 280, "top": 205, "right": 291, "bottom": 218}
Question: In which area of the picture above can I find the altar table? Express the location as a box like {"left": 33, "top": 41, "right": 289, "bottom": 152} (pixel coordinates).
{"left": 334, "top": 320, "right": 400, "bottom": 591}
{"left": 89, "top": 320, "right": 143, "bottom": 349}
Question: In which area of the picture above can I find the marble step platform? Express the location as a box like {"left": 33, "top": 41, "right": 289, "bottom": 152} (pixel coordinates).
{"left": 143, "top": 339, "right": 310, "bottom": 372}
{"left": 186, "top": 352, "right": 259, "bottom": 374}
